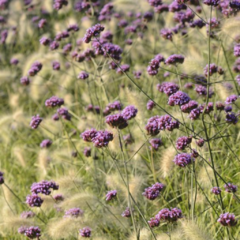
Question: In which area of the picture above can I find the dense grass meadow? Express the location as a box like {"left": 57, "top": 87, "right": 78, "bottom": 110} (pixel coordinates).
{"left": 1, "top": 0, "right": 240, "bottom": 239}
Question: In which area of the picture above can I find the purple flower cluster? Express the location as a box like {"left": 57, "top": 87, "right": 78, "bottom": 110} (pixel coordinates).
{"left": 173, "top": 153, "right": 194, "bottom": 167}
{"left": 147, "top": 54, "right": 165, "bottom": 76}
{"left": 226, "top": 112, "right": 238, "bottom": 124}
{"left": 211, "top": 187, "right": 221, "bottom": 195}
{"left": 176, "top": 136, "right": 192, "bottom": 150}
{"left": 103, "top": 101, "right": 122, "bottom": 115}
{"left": 225, "top": 95, "right": 238, "bottom": 105}
{"left": 18, "top": 226, "right": 41, "bottom": 239}
{"left": 105, "top": 113, "right": 128, "bottom": 129}
{"left": 20, "top": 76, "right": 30, "bottom": 85}
{"left": 218, "top": 213, "right": 237, "bottom": 227}
{"left": 204, "top": 63, "right": 219, "bottom": 77}
{"left": 79, "top": 227, "right": 91, "bottom": 238}
{"left": 78, "top": 71, "right": 89, "bottom": 80}
{"left": 121, "top": 207, "right": 132, "bottom": 217}
{"left": 53, "top": 0, "right": 68, "bottom": 10}
{"left": 106, "top": 190, "right": 117, "bottom": 201}
{"left": 64, "top": 208, "right": 84, "bottom": 218}
{"left": 149, "top": 138, "right": 162, "bottom": 150}
{"left": 84, "top": 24, "right": 105, "bottom": 43}
{"left": 165, "top": 54, "right": 184, "bottom": 65}
{"left": 84, "top": 147, "right": 91, "bottom": 157}
{"left": 28, "top": 62, "right": 42, "bottom": 76}
{"left": 196, "top": 138, "right": 205, "bottom": 147}
{"left": 31, "top": 180, "right": 59, "bottom": 195}
{"left": 20, "top": 211, "right": 35, "bottom": 219}
{"left": 157, "top": 82, "right": 179, "bottom": 96}
{"left": 45, "top": 96, "right": 64, "bottom": 107}
{"left": 30, "top": 115, "right": 43, "bottom": 129}
{"left": 146, "top": 115, "right": 179, "bottom": 135}
{"left": 203, "top": 0, "right": 220, "bottom": 6}
{"left": 181, "top": 100, "right": 198, "bottom": 113}
{"left": 160, "top": 28, "right": 173, "bottom": 41}
{"left": 142, "top": 182, "right": 164, "bottom": 200}
{"left": 40, "top": 139, "right": 52, "bottom": 148}
{"left": 224, "top": 183, "right": 237, "bottom": 193}
{"left": 57, "top": 107, "right": 71, "bottom": 121}
{"left": 26, "top": 194, "right": 43, "bottom": 207}
{"left": 52, "top": 61, "right": 60, "bottom": 70}
{"left": 0, "top": 171, "right": 4, "bottom": 184}
{"left": 121, "top": 105, "right": 138, "bottom": 120}
{"left": 147, "top": 100, "right": 155, "bottom": 110}
{"left": 168, "top": 91, "right": 191, "bottom": 106}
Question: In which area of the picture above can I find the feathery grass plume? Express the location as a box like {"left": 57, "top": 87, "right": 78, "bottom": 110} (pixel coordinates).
{"left": 47, "top": 218, "right": 84, "bottom": 239}
{"left": 220, "top": 17, "right": 240, "bottom": 40}
{"left": 40, "top": 118, "right": 62, "bottom": 138}
{"left": 55, "top": 175, "right": 82, "bottom": 194}
{"left": 198, "top": 165, "right": 214, "bottom": 188}
{"left": 1, "top": 184, "right": 15, "bottom": 204}
{"left": 9, "top": 94, "right": 20, "bottom": 109}
{"left": 0, "top": 71, "right": 13, "bottom": 83}
{"left": 127, "top": 176, "right": 145, "bottom": 199}
{"left": 106, "top": 174, "right": 125, "bottom": 194}
{"left": 40, "top": 195, "right": 56, "bottom": 211}
{"left": 156, "top": 229, "right": 184, "bottom": 240}
{"left": 38, "top": 149, "right": 50, "bottom": 176}
{"left": 181, "top": 220, "right": 213, "bottom": 240}
{"left": 215, "top": 84, "right": 229, "bottom": 101}
{"left": 128, "top": 228, "right": 151, "bottom": 240}
{"left": 18, "top": 13, "right": 34, "bottom": 43}
{"left": 13, "top": 147, "right": 26, "bottom": 167}
{"left": 160, "top": 146, "right": 176, "bottom": 178}
{"left": 59, "top": 192, "right": 98, "bottom": 210}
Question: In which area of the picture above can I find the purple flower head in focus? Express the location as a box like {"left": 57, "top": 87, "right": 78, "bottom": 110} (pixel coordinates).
{"left": 218, "top": 213, "right": 237, "bottom": 227}
{"left": 176, "top": 136, "right": 192, "bottom": 150}
{"left": 24, "top": 226, "right": 41, "bottom": 239}
{"left": 26, "top": 194, "right": 43, "bottom": 207}
{"left": 147, "top": 100, "right": 155, "bottom": 110}
{"left": 30, "top": 115, "right": 42, "bottom": 129}
{"left": 31, "top": 180, "right": 59, "bottom": 195}
{"left": 181, "top": 100, "right": 198, "bottom": 113}
{"left": 105, "top": 113, "right": 128, "bottom": 129}
{"left": 45, "top": 96, "right": 64, "bottom": 107}
{"left": 92, "top": 130, "right": 113, "bottom": 148}
{"left": 121, "top": 105, "right": 138, "bottom": 120}
{"left": 149, "top": 138, "right": 162, "bottom": 150}
{"left": 157, "top": 82, "right": 179, "bottom": 96}
{"left": 148, "top": 217, "right": 160, "bottom": 228}
{"left": 81, "top": 129, "right": 98, "bottom": 142}
{"left": 142, "top": 182, "right": 164, "bottom": 200}
{"left": 168, "top": 91, "right": 190, "bottom": 106}
{"left": 173, "top": 153, "right": 194, "bottom": 167}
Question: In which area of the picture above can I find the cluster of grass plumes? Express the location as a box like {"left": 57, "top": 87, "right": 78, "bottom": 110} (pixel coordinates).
{"left": 0, "top": 0, "right": 240, "bottom": 239}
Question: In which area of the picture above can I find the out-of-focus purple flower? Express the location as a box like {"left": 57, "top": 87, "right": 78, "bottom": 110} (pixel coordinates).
{"left": 226, "top": 112, "right": 238, "bottom": 124}
{"left": 211, "top": 187, "right": 221, "bottom": 195}
{"left": 79, "top": 227, "right": 91, "bottom": 238}
{"left": 84, "top": 24, "right": 105, "bottom": 43}
{"left": 155, "top": 4, "right": 169, "bottom": 13}
{"left": 20, "top": 76, "right": 30, "bottom": 86}
{"left": 31, "top": 180, "right": 58, "bottom": 195}
{"left": 104, "top": 101, "right": 122, "bottom": 116}
{"left": 155, "top": 208, "right": 182, "bottom": 222}
{"left": 203, "top": 0, "right": 220, "bottom": 6}
{"left": 184, "top": 82, "right": 193, "bottom": 89}
{"left": 147, "top": 100, "right": 155, "bottom": 110}
{"left": 173, "top": 153, "right": 194, "bottom": 167}
{"left": 189, "top": 108, "right": 201, "bottom": 120}
{"left": 218, "top": 213, "right": 237, "bottom": 227}
{"left": 30, "top": 115, "right": 42, "bottom": 129}
{"left": 81, "top": 129, "right": 98, "bottom": 142}
{"left": 116, "top": 64, "right": 130, "bottom": 74}
{"left": 0, "top": 29, "right": 8, "bottom": 44}
{"left": 52, "top": 113, "right": 59, "bottom": 121}
{"left": 49, "top": 41, "right": 59, "bottom": 50}
{"left": 105, "top": 113, "right": 128, "bottom": 129}
{"left": 53, "top": 0, "right": 68, "bottom": 10}
{"left": 38, "top": 19, "right": 47, "bottom": 28}
{"left": 147, "top": 0, "right": 162, "bottom": 7}
{"left": 176, "top": 136, "right": 192, "bottom": 150}
{"left": 45, "top": 96, "right": 64, "bottom": 107}
{"left": 78, "top": 71, "right": 89, "bottom": 80}
{"left": 147, "top": 54, "right": 165, "bottom": 76}
{"left": 225, "top": 95, "right": 238, "bottom": 105}
{"left": 196, "top": 138, "right": 205, "bottom": 147}
{"left": 121, "top": 105, "right": 138, "bottom": 120}
{"left": 92, "top": 130, "right": 114, "bottom": 148}
{"left": 165, "top": 54, "right": 184, "bottom": 65}
{"left": 121, "top": 207, "right": 132, "bottom": 218}
{"left": 204, "top": 63, "right": 218, "bottom": 77}
{"left": 233, "top": 58, "right": 240, "bottom": 72}
{"left": 10, "top": 58, "right": 19, "bottom": 65}
{"left": 216, "top": 102, "right": 225, "bottom": 111}
{"left": 84, "top": 147, "right": 91, "bottom": 157}
{"left": 225, "top": 105, "right": 232, "bottom": 112}
{"left": 148, "top": 217, "right": 160, "bottom": 228}
{"left": 190, "top": 19, "right": 206, "bottom": 28}
{"left": 157, "top": 82, "right": 179, "bottom": 96}
{"left": 63, "top": 43, "right": 72, "bottom": 53}
{"left": 181, "top": 100, "right": 198, "bottom": 113}
{"left": 40, "top": 37, "right": 51, "bottom": 46}
{"left": 64, "top": 208, "right": 84, "bottom": 218}
{"left": 28, "top": 62, "right": 42, "bottom": 76}
{"left": 18, "top": 226, "right": 28, "bottom": 234}
{"left": 24, "top": 226, "right": 41, "bottom": 239}
{"left": 26, "top": 194, "right": 43, "bottom": 207}
{"left": 149, "top": 138, "right": 162, "bottom": 150}
{"left": 53, "top": 194, "right": 64, "bottom": 202}
{"left": 169, "top": 1, "right": 187, "bottom": 12}
{"left": 40, "top": 139, "right": 52, "bottom": 148}
{"left": 191, "top": 149, "right": 199, "bottom": 158}
{"left": 160, "top": 28, "right": 173, "bottom": 41}
{"left": 168, "top": 91, "right": 190, "bottom": 106}
{"left": 143, "top": 11, "right": 154, "bottom": 22}
{"left": 0, "top": 171, "right": 4, "bottom": 185}
{"left": 57, "top": 107, "right": 71, "bottom": 121}
{"left": 224, "top": 183, "right": 237, "bottom": 193}
{"left": 106, "top": 190, "right": 117, "bottom": 201}
{"left": 52, "top": 61, "right": 60, "bottom": 70}
{"left": 133, "top": 70, "right": 142, "bottom": 79}
{"left": 67, "top": 24, "right": 79, "bottom": 32}
{"left": 199, "top": 102, "right": 214, "bottom": 114}
{"left": 234, "top": 44, "right": 240, "bottom": 57}
{"left": 21, "top": 211, "right": 35, "bottom": 219}
{"left": 142, "top": 182, "right": 164, "bottom": 200}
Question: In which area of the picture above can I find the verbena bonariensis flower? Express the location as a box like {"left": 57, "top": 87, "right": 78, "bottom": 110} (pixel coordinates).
{"left": 123, "top": 134, "right": 134, "bottom": 145}
{"left": 52, "top": 113, "right": 59, "bottom": 121}
{"left": 176, "top": 136, "right": 192, "bottom": 150}
{"left": 224, "top": 183, "right": 237, "bottom": 193}
{"left": 154, "top": 4, "right": 169, "bottom": 13}
{"left": 225, "top": 105, "right": 233, "bottom": 112}
{"left": 174, "top": 9, "right": 195, "bottom": 24}
{"left": 160, "top": 28, "right": 173, "bottom": 41}
{"left": 10, "top": 58, "right": 19, "bottom": 65}
{"left": 30, "top": 115, "right": 42, "bottom": 129}
{"left": 225, "top": 95, "right": 238, "bottom": 105}
{"left": 31, "top": 180, "right": 59, "bottom": 195}
{"left": 78, "top": 71, "right": 89, "bottom": 80}
{"left": 53, "top": 0, "right": 68, "bottom": 10}
{"left": 0, "top": 29, "right": 8, "bottom": 44}
{"left": 190, "top": 19, "right": 206, "bottom": 28}
{"left": 53, "top": 194, "right": 64, "bottom": 202}
{"left": 211, "top": 187, "right": 221, "bottom": 195}
{"left": 233, "top": 58, "right": 240, "bottom": 72}
{"left": 28, "top": 62, "right": 42, "bottom": 76}
{"left": 63, "top": 43, "right": 72, "bottom": 53}
{"left": 147, "top": 100, "right": 155, "bottom": 110}
{"left": 64, "top": 208, "right": 84, "bottom": 218}
{"left": 204, "top": 63, "right": 218, "bottom": 77}
{"left": 103, "top": 101, "right": 122, "bottom": 115}
{"left": 121, "top": 105, "right": 138, "bottom": 120}
{"left": 45, "top": 96, "right": 64, "bottom": 107}
{"left": 148, "top": 217, "right": 160, "bottom": 228}
{"left": 26, "top": 194, "right": 43, "bottom": 207}
{"left": 216, "top": 102, "right": 225, "bottom": 111}
{"left": 234, "top": 44, "right": 240, "bottom": 57}
{"left": 18, "top": 226, "right": 28, "bottom": 234}
{"left": 81, "top": 129, "right": 98, "bottom": 142}
{"left": 149, "top": 138, "right": 162, "bottom": 150}
{"left": 121, "top": 207, "right": 132, "bottom": 217}
{"left": 181, "top": 100, "right": 198, "bottom": 113}
{"left": 155, "top": 208, "right": 182, "bottom": 222}
{"left": 84, "top": 24, "right": 105, "bottom": 43}
{"left": 39, "top": 37, "right": 51, "bottom": 46}
{"left": 49, "top": 40, "right": 59, "bottom": 50}
{"left": 225, "top": 112, "right": 238, "bottom": 124}
{"left": 133, "top": 70, "right": 142, "bottom": 79}
{"left": 142, "top": 182, "right": 164, "bottom": 200}
{"left": 105, "top": 113, "right": 128, "bottom": 129}
{"left": 67, "top": 23, "right": 79, "bottom": 32}
{"left": 57, "top": 107, "right": 71, "bottom": 121}
{"left": 168, "top": 91, "right": 190, "bottom": 106}
{"left": 20, "top": 76, "right": 30, "bottom": 86}
{"left": 195, "top": 85, "right": 214, "bottom": 97}
{"left": 189, "top": 108, "right": 201, "bottom": 120}
{"left": 24, "top": 226, "right": 41, "bottom": 239}
{"left": 116, "top": 64, "right": 130, "bottom": 74}
{"left": 21, "top": 211, "right": 35, "bottom": 219}
{"left": 147, "top": 54, "right": 165, "bottom": 76}
{"left": 165, "top": 54, "right": 185, "bottom": 65}
{"left": 79, "top": 227, "right": 91, "bottom": 238}
{"left": 199, "top": 102, "right": 214, "bottom": 114}
{"left": 92, "top": 130, "right": 114, "bottom": 148}
{"left": 203, "top": 0, "right": 220, "bottom": 6}
{"left": 147, "top": 0, "right": 162, "bottom": 7}
{"left": 184, "top": 82, "right": 193, "bottom": 89}
{"left": 52, "top": 61, "right": 60, "bottom": 70}
{"left": 106, "top": 190, "right": 117, "bottom": 201}
{"left": 157, "top": 82, "right": 179, "bottom": 96}
{"left": 38, "top": 19, "right": 47, "bottom": 28}
{"left": 0, "top": 171, "right": 4, "bottom": 184}
{"left": 143, "top": 11, "right": 154, "bottom": 22}
{"left": 196, "top": 138, "right": 205, "bottom": 147}
{"left": 218, "top": 213, "right": 237, "bottom": 227}
{"left": 173, "top": 153, "right": 194, "bottom": 167}
{"left": 145, "top": 116, "right": 161, "bottom": 135}
{"left": 40, "top": 139, "right": 52, "bottom": 148}
{"left": 169, "top": 1, "right": 187, "bottom": 12}
{"left": 84, "top": 147, "right": 91, "bottom": 157}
